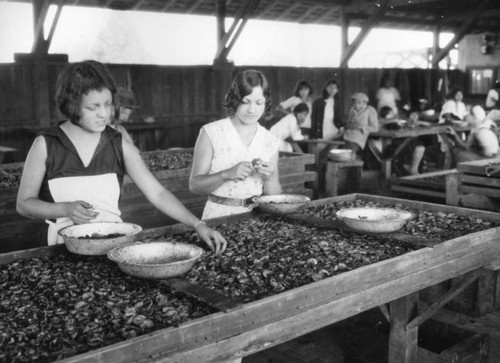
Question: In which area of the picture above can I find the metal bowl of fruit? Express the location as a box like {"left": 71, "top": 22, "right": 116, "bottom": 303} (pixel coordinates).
{"left": 107, "top": 241, "right": 204, "bottom": 279}
{"left": 336, "top": 207, "right": 414, "bottom": 233}
{"left": 255, "top": 194, "right": 311, "bottom": 214}
{"left": 58, "top": 222, "right": 142, "bottom": 255}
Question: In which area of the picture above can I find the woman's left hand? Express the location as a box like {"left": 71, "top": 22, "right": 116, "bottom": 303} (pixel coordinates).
{"left": 253, "top": 160, "right": 275, "bottom": 181}
{"left": 195, "top": 222, "right": 227, "bottom": 254}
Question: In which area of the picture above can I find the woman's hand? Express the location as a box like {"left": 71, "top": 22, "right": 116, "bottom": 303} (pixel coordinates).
{"left": 65, "top": 201, "right": 99, "bottom": 224}
{"left": 195, "top": 222, "right": 227, "bottom": 254}
{"left": 224, "top": 161, "right": 255, "bottom": 181}
{"left": 253, "top": 160, "right": 275, "bottom": 181}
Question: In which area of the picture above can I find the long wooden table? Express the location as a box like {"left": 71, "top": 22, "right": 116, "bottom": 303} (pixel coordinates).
{"left": 368, "top": 124, "right": 471, "bottom": 180}
{"left": 2, "top": 194, "right": 499, "bottom": 362}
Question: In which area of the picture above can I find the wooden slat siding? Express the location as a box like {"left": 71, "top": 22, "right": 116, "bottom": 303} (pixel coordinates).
{"left": 0, "top": 64, "right": 468, "bottom": 155}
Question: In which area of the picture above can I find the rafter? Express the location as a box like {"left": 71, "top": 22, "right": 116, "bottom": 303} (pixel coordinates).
{"left": 297, "top": 4, "right": 322, "bottom": 23}
{"left": 275, "top": 2, "right": 301, "bottom": 21}
{"left": 132, "top": 0, "right": 147, "bottom": 11}
{"left": 187, "top": 0, "right": 205, "bottom": 13}
{"left": 340, "top": 0, "right": 391, "bottom": 67}
{"left": 254, "top": 0, "right": 281, "bottom": 18}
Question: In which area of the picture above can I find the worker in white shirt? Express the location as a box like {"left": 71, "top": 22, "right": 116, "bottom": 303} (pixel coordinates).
{"left": 270, "top": 103, "right": 309, "bottom": 152}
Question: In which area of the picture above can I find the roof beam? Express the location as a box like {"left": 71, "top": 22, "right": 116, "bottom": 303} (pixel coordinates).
{"left": 31, "top": 0, "right": 50, "bottom": 54}
{"left": 162, "top": 0, "right": 177, "bottom": 12}
{"left": 214, "top": 0, "right": 261, "bottom": 63}
{"left": 432, "top": 0, "right": 490, "bottom": 67}
{"left": 314, "top": 7, "right": 339, "bottom": 24}
{"left": 297, "top": 4, "right": 322, "bottom": 23}
{"left": 254, "top": 0, "right": 280, "bottom": 18}
{"left": 45, "top": 1, "right": 63, "bottom": 51}
{"left": 133, "top": 0, "right": 147, "bottom": 10}
{"left": 340, "top": 0, "right": 391, "bottom": 68}
{"left": 276, "top": 2, "right": 301, "bottom": 21}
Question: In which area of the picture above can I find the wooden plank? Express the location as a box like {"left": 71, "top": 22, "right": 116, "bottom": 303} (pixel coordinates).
{"left": 460, "top": 174, "right": 500, "bottom": 188}
{"left": 161, "top": 278, "right": 242, "bottom": 312}
{"left": 330, "top": 193, "right": 500, "bottom": 221}
{"left": 390, "top": 185, "right": 446, "bottom": 199}
{"left": 458, "top": 184, "right": 500, "bottom": 198}
{"left": 457, "top": 158, "right": 500, "bottom": 176}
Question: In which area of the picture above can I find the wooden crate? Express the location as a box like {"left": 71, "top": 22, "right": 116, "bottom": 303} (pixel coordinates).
{"left": 1, "top": 194, "right": 499, "bottom": 363}
{"left": 390, "top": 169, "right": 457, "bottom": 201}
{"left": 0, "top": 150, "right": 315, "bottom": 253}
{"left": 447, "top": 158, "right": 500, "bottom": 212}
{"left": 325, "top": 159, "right": 364, "bottom": 197}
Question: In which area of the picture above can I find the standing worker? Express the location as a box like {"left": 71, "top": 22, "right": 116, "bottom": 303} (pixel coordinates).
{"left": 16, "top": 60, "right": 227, "bottom": 253}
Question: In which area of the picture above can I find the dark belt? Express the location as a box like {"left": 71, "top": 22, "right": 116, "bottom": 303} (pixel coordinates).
{"left": 208, "top": 194, "right": 257, "bottom": 207}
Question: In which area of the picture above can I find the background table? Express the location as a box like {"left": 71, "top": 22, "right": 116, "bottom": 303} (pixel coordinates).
{"left": 368, "top": 124, "right": 471, "bottom": 180}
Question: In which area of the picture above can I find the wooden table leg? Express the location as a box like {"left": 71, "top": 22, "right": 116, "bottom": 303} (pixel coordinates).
{"left": 381, "top": 139, "right": 393, "bottom": 180}
{"left": 388, "top": 293, "right": 419, "bottom": 363}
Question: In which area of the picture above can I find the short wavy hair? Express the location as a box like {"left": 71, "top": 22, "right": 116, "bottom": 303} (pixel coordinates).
{"left": 55, "top": 60, "right": 120, "bottom": 124}
{"left": 293, "top": 80, "right": 313, "bottom": 97}
{"left": 224, "top": 69, "right": 272, "bottom": 116}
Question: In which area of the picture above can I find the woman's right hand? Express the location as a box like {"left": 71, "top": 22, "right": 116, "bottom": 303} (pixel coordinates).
{"left": 224, "top": 161, "right": 254, "bottom": 181}
{"left": 65, "top": 201, "right": 99, "bottom": 224}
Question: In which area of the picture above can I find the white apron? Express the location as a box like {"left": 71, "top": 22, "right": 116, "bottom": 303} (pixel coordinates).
{"left": 46, "top": 173, "right": 122, "bottom": 245}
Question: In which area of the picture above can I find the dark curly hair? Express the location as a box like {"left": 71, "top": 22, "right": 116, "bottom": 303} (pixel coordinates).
{"left": 55, "top": 60, "right": 120, "bottom": 124}
{"left": 224, "top": 69, "right": 272, "bottom": 117}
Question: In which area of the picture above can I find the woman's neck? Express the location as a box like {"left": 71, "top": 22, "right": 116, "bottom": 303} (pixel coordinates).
{"left": 230, "top": 117, "right": 258, "bottom": 147}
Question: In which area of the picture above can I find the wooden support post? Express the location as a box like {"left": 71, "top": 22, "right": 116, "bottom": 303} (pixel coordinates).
{"left": 340, "top": 0, "right": 390, "bottom": 68}
{"left": 388, "top": 293, "right": 419, "bottom": 363}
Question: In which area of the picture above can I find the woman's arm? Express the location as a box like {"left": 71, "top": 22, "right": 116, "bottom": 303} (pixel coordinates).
{"left": 16, "top": 136, "right": 97, "bottom": 223}
{"left": 367, "top": 107, "right": 380, "bottom": 133}
{"left": 262, "top": 150, "right": 282, "bottom": 195}
{"left": 123, "top": 140, "right": 227, "bottom": 253}
{"left": 189, "top": 128, "right": 254, "bottom": 195}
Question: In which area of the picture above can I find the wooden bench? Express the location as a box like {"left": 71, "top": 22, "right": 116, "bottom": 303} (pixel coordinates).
{"left": 325, "top": 158, "right": 364, "bottom": 197}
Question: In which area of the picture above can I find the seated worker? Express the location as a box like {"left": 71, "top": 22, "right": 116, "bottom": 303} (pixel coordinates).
{"left": 341, "top": 92, "right": 379, "bottom": 158}
{"left": 439, "top": 87, "right": 469, "bottom": 124}
{"left": 446, "top": 105, "right": 499, "bottom": 164}
{"left": 270, "top": 102, "right": 308, "bottom": 152}
{"left": 372, "top": 107, "right": 427, "bottom": 175}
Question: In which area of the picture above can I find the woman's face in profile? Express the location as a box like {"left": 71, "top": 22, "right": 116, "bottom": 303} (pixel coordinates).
{"left": 235, "top": 86, "right": 266, "bottom": 125}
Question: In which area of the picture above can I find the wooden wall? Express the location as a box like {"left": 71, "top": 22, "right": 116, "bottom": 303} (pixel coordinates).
{"left": 0, "top": 61, "right": 465, "bottom": 161}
